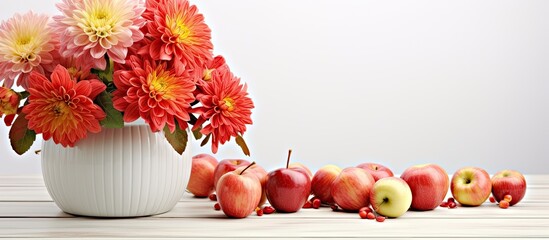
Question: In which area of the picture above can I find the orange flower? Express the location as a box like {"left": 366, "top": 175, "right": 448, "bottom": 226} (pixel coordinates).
{"left": 22, "top": 65, "right": 106, "bottom": 147}
{"left": 195, "top": 68, "right": 254, "bottom": 153}
{"left": 194, "top": 55, "right": 228, "bottom": 96}
{"left": 0, "top": 87, "right": 20, "bottom": 126}
{"left": 201, "top": 55, "right": 228, "bottom": 83}
{"left": 112, "top": 56, "right": 196, "bottom": 132}
{"left": 141, "top": 0, "right": 213, "bottom": 69}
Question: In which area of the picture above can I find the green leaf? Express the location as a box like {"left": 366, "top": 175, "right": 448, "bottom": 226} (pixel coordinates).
{"left": 236, "top": 135, "right": 251, "bottom": 156}
{"left": 192, "top": 126, "right": 203, "bottom": 140}
{"left": 200, "top": 133, "right": 211, "bottom": 147}
{"left": 91, "top": 57, "right": 114, "bottom": 83}
{"left": 95, "top": 91, "right": 124, "bottom": 128}
{"left": 9, "top": 113, "right": 36, "bottom": 155}
{"left": 18, "top": 91, "right": 29, "bottom": 99}
{"left": 164, "top": 123, "right": 188, "bottom": 155}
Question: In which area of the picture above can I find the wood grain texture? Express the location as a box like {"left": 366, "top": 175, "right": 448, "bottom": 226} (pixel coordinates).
{"left": 2, "top": 200, "right": 549, "bottom": 219}
{"left": 0, "top": 175, "right": 547, "bottom": 239}
{"left": 7, "top": 239, "right": 546, "bottom": 240}
{"left": 0, "top": 218, "right": 547, "bottom": 238}
{"left": 0, "top": 175, "right": 44, "bottom": 187}
{"left": 10, "top": 236, "right": 544, "bottom": 240}
{"left": 8, "top": 239, "right": 544, "bottom": 240}
{"left": 2, "top": 186, "right": 547, "bottom": 203}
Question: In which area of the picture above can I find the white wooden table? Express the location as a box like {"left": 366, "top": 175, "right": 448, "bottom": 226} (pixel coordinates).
{"left": 1, "top": 175, "right": 548, "bottom": 239}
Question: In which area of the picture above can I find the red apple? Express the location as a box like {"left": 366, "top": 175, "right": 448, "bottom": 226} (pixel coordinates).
{"left": 234, "top": 163, "right": 268, "bottom": 207}
{"left": 491, "top": 170, "right": 526, "bottom": 206}
{"left": 356, "top": 163, "right": 394, "bottom": 181}
{"left": 311, "top": 165, "right": 342, "bottom": 204}
{"left": 259, "top": 174, "right": 268, "bottom": 207}
{"left": 266, "top": 150, "right": 312, "bottom": 213}
{"left": 213, "top": 159, "right": 250, "bottom": 189}
{"left": 331, "top": 167, "right": 375, "bottom": 212}
{"left": 451, "top": 167, "right": 491, "bottom": 206}
{"left": 187, "top": 154, "right": 218, "bottom": 197}
{"left": 400, "top": 164, "right": 449, "bottom": 211}
{"left": 288, "top": 162, "right": 313, "bottom": 179}
{"left": 216, "top": 162, "right": 262, "bottom": 218}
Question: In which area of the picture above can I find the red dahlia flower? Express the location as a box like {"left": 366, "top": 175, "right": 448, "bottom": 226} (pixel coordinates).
{"left": 141, "top": 0, "right": 213, "bottom": 69}
{"left": 23, "top": 65, "right": 106, "bottom": 147}
{"left": 195, "top": 68, "right": 254, "bottom": 153}
{"left": 112, "top": 56, "right": 196, "bottom": 133}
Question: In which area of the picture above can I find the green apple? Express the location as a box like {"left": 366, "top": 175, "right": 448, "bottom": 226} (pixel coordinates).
{"left": 451, "top": 167, "right": 491, "bottom": 206}
{"left": 370, "top": 177, "right": 412, "bottom": 218}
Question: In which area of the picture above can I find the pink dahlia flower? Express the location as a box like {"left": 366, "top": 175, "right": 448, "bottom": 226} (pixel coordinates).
{"left": 0, "top": 11, "right": 59, "bottom": 89}
{"left": 195, "top": 68, "right": 254, "bottom": 153}
{"left": 23, "top": 65, "right": 106, "bottom": 147}
{"left": 112, "top": 56, "right": 196, "bottom": 133}
{"left": 52, "top": 0, "right": 146, "bottom": 70}
{"left": 141, "top": 0, "right": 213, "bottom": 69}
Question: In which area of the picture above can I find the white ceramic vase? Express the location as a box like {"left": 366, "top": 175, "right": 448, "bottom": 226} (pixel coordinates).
{"left": 41, "top": 125, "right": 192, "bottom": 217}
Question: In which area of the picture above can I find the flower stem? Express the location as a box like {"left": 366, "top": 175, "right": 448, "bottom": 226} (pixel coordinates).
{"left": 188, "top": 113, "right": 198, "bottom": 125}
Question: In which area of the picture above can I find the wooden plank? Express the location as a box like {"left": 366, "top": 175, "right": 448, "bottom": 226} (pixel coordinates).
{"left": 2, "top": 186, "right": 548, "bottom": 203}
{"left": 1, "top": 201, "right": 549, "bottom": 219}
{"left": 7, "top": 239, "right": 545, "bottom": 240}
{"left": 0, "top": 175, "right": 44, "bottom": 187}
{"left": 0, "top": 187, "right": 52, "bottom": 202}
{"left": 0, "top": 202, "right": 72, "bottom": 218}
{"left": 0, "top": 218, "right": 547, "bottom": 238}
{"left": 9, "top": 239, "right": 544, "bottom": 240}
{"left": 0, "top": 175, "right": 547, "bottom": 238}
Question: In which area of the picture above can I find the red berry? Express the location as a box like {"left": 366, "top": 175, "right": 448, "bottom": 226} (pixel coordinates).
{"left": 376, "top": 216, "right": 386, "bottom": 222}
{"left": 489, "top": 196, "right": 496, "bottom": 203}
{"left": 214, "top": 203, "right": 221, "bottom": 211}
{"left": 447, "top": 197, "right": 455, "bottom": 203}
{"left": 448, "top": 202, "right": 457, "bottom": 208}
{"left": 256, "top": 209, "right": 263, "bottom": 216}
{"left": 312, "top": 199, "right": 321, "bottom": 209}
{"left": 440, "top": 202, "right": 449, "bottom": 208}
{"left": 263, "top": 206, "right": 275, "bottom": 214}
{"left": 303, "top": 201, "right": 312, "bottom": 208}
{"left": 504, "top": 195, "right": 513, "bottom": 203}
{"left": 209, "top": 193, "right": 217, "bottom": 201}
{"left": 359, "top": 207, "right": 372, "bottom": 213}
{"left": 330, "top": 204, "right": 339, "bottom": 211}
{"left": 359, "top": 210, "right": 368, "bottom": 219}
{"left": 366, "top": 212, "right": 376, "bottom": 220}
{"left": 499, "top": 200, "right": 510, "bottom": 209}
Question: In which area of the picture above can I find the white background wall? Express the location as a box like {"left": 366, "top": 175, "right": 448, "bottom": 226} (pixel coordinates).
{"left": 1, "top": 0, "right": 548, "bottom": 175}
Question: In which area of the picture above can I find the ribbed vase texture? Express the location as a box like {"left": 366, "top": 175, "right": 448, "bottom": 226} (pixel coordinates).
{"left": 41, "top": 125, "right": 192, "bottom": 217}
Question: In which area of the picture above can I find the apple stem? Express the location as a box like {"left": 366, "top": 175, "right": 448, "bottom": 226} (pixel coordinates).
{"left": 240, "top": 161, "right": 256, "bottom": 175}
{"left": 286, "top": 149, "right": 292, "bottom": 169}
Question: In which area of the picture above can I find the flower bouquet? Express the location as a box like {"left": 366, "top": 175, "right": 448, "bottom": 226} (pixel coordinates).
{"left": 0, "top": 0, "right": 254, "bottom": 156}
